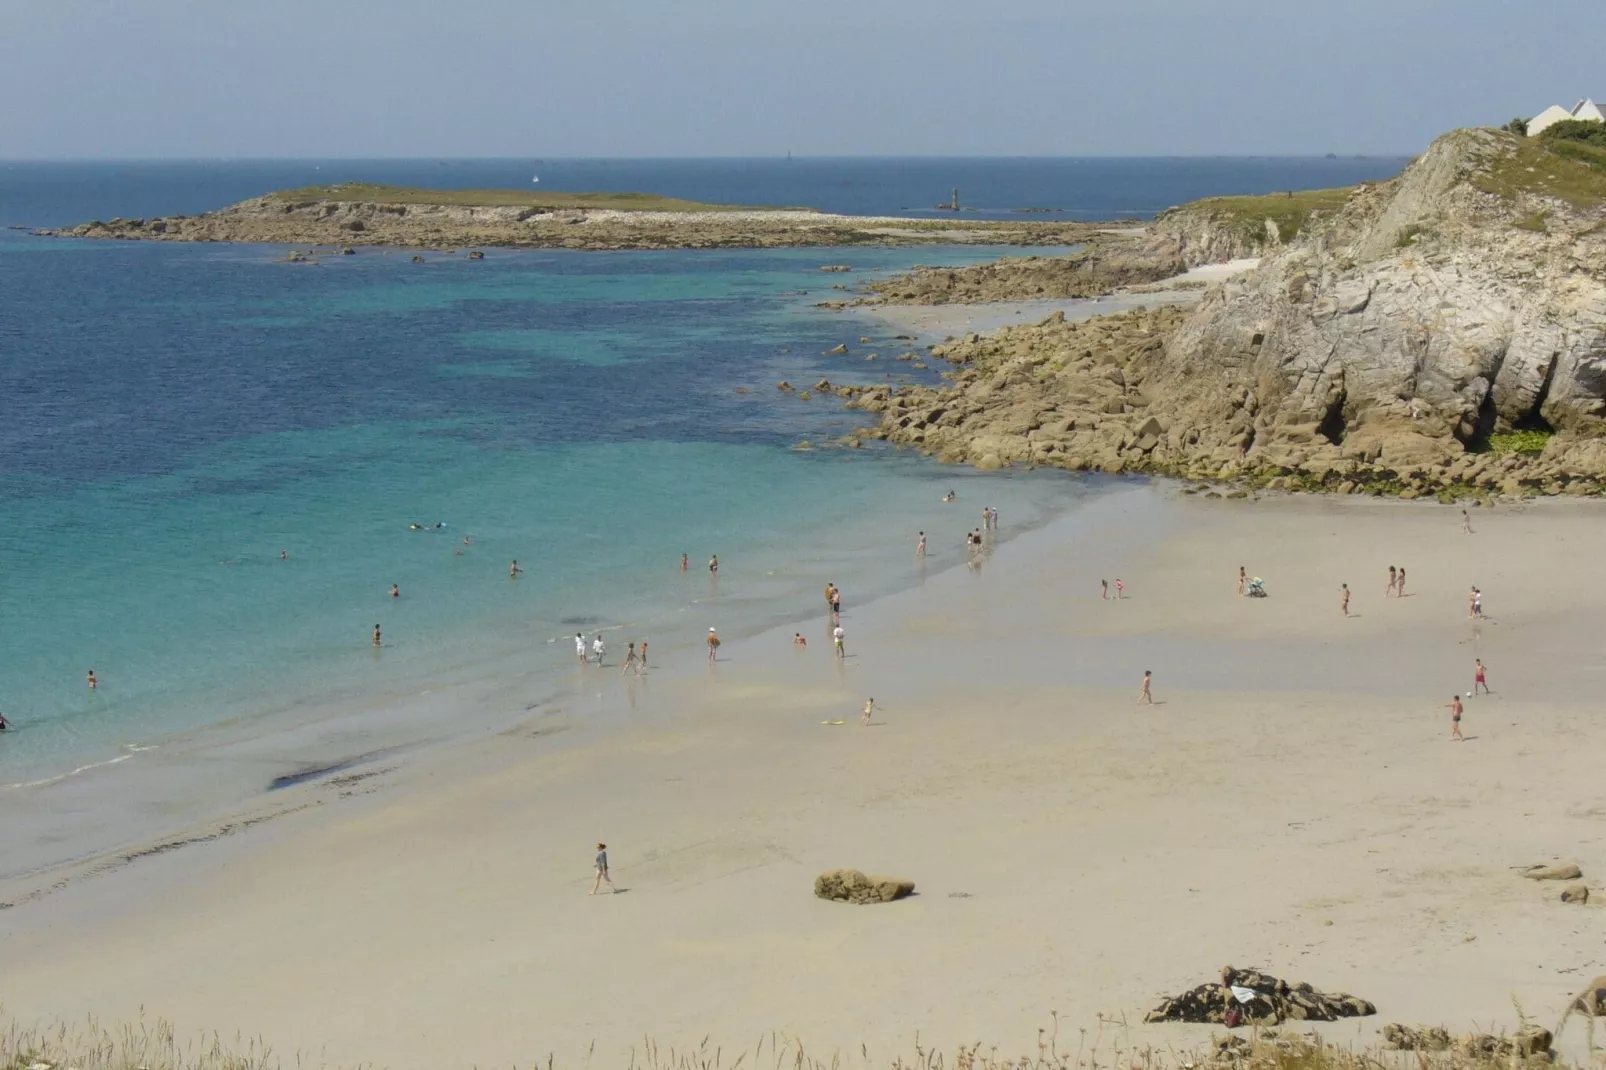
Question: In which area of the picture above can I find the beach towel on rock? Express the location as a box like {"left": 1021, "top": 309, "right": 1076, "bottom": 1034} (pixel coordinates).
{"left": 1144, "top": 966, "right": 1375, "bottom": 1026}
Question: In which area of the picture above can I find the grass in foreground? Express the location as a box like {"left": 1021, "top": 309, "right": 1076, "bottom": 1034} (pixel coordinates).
{"left": 4, "top": 1010, "right": 1602, "bottom": 1070}
{"left": 265, "top": 183, "right": 786, "bottom": 212}
{"left": 1163, "top": 188, "right": 1358, "bottom": 248}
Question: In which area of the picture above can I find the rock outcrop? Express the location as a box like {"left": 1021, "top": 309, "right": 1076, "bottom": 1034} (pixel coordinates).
{"left": 39, "top": 193, "right": 1101, "bottom": 252}
{"left": 861, "top": 190, "right": 1343, "bottom": 306}
{"left": 813, "top": 869, "right": 915, "bottom": 904}
{"left": 859, "top": 128, "right": 1606, "bottom": 497}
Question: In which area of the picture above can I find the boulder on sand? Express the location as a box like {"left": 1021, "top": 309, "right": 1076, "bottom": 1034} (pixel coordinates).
{"left": 1572, "top": 975, "right": 1606, "bottom": 1017}
{"left": 1523, "top": 863, "right": 1583, "bottom": 881}
{"left": 1560, "top": 883, "right": 1590, "bottom": 904}
{"left": 814, "top": 868, "right": 914, "bottom": 904}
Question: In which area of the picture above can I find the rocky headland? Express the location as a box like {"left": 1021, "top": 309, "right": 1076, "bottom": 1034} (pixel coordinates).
{"left": 37, "top": 184, "right": 1104, "bottom": 252}
{"left": 846, "top": 127, "right": 1606, "bottom": 499}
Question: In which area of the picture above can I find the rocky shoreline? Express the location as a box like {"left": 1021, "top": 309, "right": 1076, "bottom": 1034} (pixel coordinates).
{"left": 36, "top": 192, "right": 1109, "bottom": 252}
{"left": 830, "top": 127, "right": 1606, "bottom": 501}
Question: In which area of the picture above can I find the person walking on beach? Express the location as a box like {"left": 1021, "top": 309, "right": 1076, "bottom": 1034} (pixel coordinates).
{"left": 861, "top": 697, "right": 878, "bottom": 725}
{"left": 591, "top": 633, "right": 606, "bottom": 665}
{"left": 1396, "top": 567, "right": 1407, "bottom": 597}
{"left": 575, "top": 632, "right": 588, "bottom": 664}
{"left": 1462, "top": 509, "right": 1474, "bottom": 535}
{"left": 372, "top": 625, "right": 382, "bottom": 648}
{"left": 1238, "top": 566, "right": 1247, "bottom": 596}
{"left": 1101, "top": 578, "right": 1109, "bottom": 600}
{"left": 1474, "top": 658, "right": 1490, "bottom": 695}
{"left": 509, "top": 559, "right": 523, "bottom": 579}
{"left": 87, "top": 669, "right": 97, "bottom": 690}
{"left": 707, "top": 627, "right": 721, "bottom": 662}
{"left": 621, "top": 642, "right": 639, "bottom": 676}
{"left": 1340, "top": 583, "right": 1351, "bottom": 617}
{"left": 1444, "top": 694, "right": 1464, "bottom": 741}
{"left": 1138, "top": 670, "right": 1153, "bottom": 705}
{"left": 390, "top": 583, "right": 400, "bottom": 599}
{"left": 1473, "top": 587, "right": 1483, "bottom": 619}
{"left": 1114, "top": 578, "right": 1125, "bottom": 600}
{"left": 1387, "top": 566, "right": 1397, "bottom": 597}
{"left": 591, "top": 843, "right": 615, "bottom": 895}
{"left": 833, "top": 624, "right": 845, "bottom": 658}
{"left": 1468, "top": 586, "right": 1479, "bottom": 619}
{"left": 916, "top": 531, "right": 926, "bottom": 557}
{"left": 639, "top": 640, "right": 647, "bottom": 669}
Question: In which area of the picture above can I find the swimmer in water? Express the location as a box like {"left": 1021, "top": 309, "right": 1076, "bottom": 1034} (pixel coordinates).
{"left": 87, "top": 669, "right": 97, "bottom": 690}
{"left": 709, "top": 555, "right": 719, "bottom": 575}
{"left": 794, "top": 632, "right": 807, "bottom": 648}
{"left": 942, "top": 490, "right": 956, "bottom": 503}
{"left": 280, "top": 549, "right": 288, "bottom": 561}
{"left": 510, "top": 560, "right": 523, "bottom": 578}
{"left": 680, "top": 553, "right": 689, "bottom": 571}
{"left": 373, "top": 625, "right": 382, "bottom": 648}
{"left": 0, "top": 711, "right": 10, "bottom": 730}
{"left": 390, "top": 583, "right": 400, "bottom": 599}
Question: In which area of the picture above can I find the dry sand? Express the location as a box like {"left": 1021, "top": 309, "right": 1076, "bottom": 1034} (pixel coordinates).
{"left": 865, "top": 259, "right": 1261, "bottom": 340}
{"left": 4, "top": 485, "right": 1605, "bottom": 1068}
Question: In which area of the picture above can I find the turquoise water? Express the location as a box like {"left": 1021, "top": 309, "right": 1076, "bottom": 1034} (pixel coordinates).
{"left": 0, "top": 237, "right": 1102, "bottom": 785}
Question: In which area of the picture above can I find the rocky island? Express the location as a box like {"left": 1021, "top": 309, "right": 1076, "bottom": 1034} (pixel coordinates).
{"left": 37, "top": 183, "right": 1107, "bottom": 251}
{"left": 846, "top": 125, "right": 1606, "bottom": 499}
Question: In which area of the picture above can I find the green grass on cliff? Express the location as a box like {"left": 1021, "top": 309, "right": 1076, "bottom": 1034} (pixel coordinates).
{"left": 1170, "top": 187, "right": 1356, "bottom": 247}
{"left": 1472, "top": 133, "right": 1606, "bottom": 209}
{"left": 265, "top": 184, "right": 784, "bottom": 212}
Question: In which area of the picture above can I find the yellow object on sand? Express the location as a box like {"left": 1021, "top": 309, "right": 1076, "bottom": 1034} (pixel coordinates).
{"left": 822, "top": 720, "right": 846, "bottom": 725}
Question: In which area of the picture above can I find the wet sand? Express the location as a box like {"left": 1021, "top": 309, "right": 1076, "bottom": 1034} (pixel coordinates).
{"left": 4, "top": 486, "right": 1605, "bottom": 1067}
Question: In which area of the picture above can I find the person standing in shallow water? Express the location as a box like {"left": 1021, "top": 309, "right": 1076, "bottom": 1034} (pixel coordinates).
{"left": 708, "top": 555, "right": 719, "bottom": 575}
{"left": 372, "top": 625, "right": 382, "bottom": 648}
{"left": 680, "top": 553, "right": 688, "bottom": 571}
{"left": 87, "top": 670, "right": 97, "bottom": 690}
{"left": 509, "top": 560, "right": 523, "bottom": 579}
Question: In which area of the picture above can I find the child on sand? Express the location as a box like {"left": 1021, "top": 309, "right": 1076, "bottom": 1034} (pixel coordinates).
{"left": 1387, "top": 566, "right": 1396, "bottom": 597}
{"left": 1101, "top": 579, "right": 1108, "bottom": 600}
{"left": 1114, "top": 579, "right": 1125, "bottom": 599}
{"left": 1444, "top": 695, "right": 1464, "bottom": 741}
{"left": 1396, "top": 567, "right": 1406, "bottom": 597}
{"left": 1340, "top": 584, "right": 1350, "bottom": 617}
{"left": 621, "top": 642, "right": 639, "bottom": 676}
{"left": 591, "top": 843, "right": 615, "bottom": 895}
{"left": 1238, "top": 567, "right": 1246, "bottom": 596}
{"left": 793, "top": 633, "right": 807, "bottom": 648}
{"left": 1474, "top": 659, "right": 1490, "bottom": 695}
{"left": 1138, "top": 670, "right": 1153, "bottom": 705}
{"left": 861, "top": 698, "right": 877, "bottom": 725}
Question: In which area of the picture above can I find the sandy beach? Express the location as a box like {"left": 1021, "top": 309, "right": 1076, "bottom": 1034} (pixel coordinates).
{"left": 4, "top": 483, "right": 1604, "bottom": 1067}
{"left": 865, "top": 260, "right": 1260, "bottom": 339}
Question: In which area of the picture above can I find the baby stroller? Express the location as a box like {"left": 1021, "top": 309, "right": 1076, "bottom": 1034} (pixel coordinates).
{"left": 1247, "top": 577, "right": 1268, "bottom": 598}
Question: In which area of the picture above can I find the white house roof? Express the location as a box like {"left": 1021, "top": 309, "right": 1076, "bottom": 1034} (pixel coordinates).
{"left": 1528, "top": 104, "right": 1576, "bottom": 135}
{"left": 1573, "top": 99, "right": 1605, "bottom": 122}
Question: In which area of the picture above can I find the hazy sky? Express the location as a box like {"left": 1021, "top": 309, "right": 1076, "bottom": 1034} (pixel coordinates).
{"left": 4, "top": 0, "right": 1603, "bottom": 159}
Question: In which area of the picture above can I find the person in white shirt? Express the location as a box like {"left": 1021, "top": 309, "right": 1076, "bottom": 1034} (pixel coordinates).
{"left": 832, "top": 624, "right": 845, "bottom": 658}
{"left": 575, "top": 632, "right": 588, "bottom": 663}
{"left": 591, "top": 634, "right": 606, "bottom": 665}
